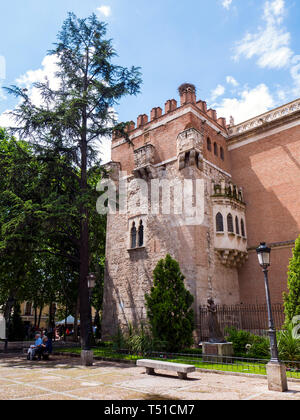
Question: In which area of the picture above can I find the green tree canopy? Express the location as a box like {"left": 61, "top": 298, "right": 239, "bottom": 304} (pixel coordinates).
{"left": 5, "top": 13, "right": 142, "bottom": 348}
{"left": 0, "top": 127, "right": 106, "bottom": 338}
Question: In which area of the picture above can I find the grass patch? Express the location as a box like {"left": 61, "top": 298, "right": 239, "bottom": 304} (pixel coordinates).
{"left": 55, "top": 347, "right": 300, "bottom": 379}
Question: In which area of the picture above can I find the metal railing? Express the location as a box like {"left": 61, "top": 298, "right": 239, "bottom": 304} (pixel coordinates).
{"left": 117, "top": 349, "right": 300, "bottom": 380}
{"left": 198, "top": 303, "right": 285, "bottom": 341}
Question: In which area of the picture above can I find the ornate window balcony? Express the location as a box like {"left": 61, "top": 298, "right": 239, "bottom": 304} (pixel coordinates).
{"left": 177, "top": 128, "right": 204, "bottom": 170}
{"left": 133, "top": 144, "right": 156, "bottom": 179}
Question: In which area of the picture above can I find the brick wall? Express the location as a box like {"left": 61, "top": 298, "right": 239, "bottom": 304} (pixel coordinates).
{"left": 230, "top": 124, "right": 300, "bottom": 303}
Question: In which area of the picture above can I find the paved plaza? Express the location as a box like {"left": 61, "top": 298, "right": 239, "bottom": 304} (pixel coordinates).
{"left": 0, "top": 355, "right": 300, "bottom": 400}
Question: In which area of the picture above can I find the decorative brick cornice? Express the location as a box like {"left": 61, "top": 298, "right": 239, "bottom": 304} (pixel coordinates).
{"left": 229, "top": 98, "right": 300, "bottom": 138}
{"left": 247, "top": 240, "right": 296, "bottom": 252}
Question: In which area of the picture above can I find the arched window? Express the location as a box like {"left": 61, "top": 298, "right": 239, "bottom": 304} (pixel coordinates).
{"left": 235, "top": 216, "right": 240, "bottom": 235}
{"left": 241, "top": 219, "right": 246, "bottom": 237}
{"left": 220, "top": 147, "right": 224, "bottom": 161}
{"left": 227, "top": 213, "right": 234, "bottom": 233}
{"left": 216, "top": 213, "right": 224, "bottom": 232}
{"left": 207, "top": 138, "right": 212, "bottom": 151}
{"left": 131, "top": 222, "right": 137, "bottom": 248}
{"left": 214, "top": 142, "right": 218, "bottom": 156}
{"left": 138, "top": 220, "right": 144, "bottom": 247}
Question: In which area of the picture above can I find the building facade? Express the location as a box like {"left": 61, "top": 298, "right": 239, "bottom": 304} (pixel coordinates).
{"left": 102, "top": 83, "right": 300, "bottom": 339}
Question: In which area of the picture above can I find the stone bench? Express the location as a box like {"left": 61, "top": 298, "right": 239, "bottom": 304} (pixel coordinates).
{"left": 136, "top": 359, "right": 195, "bottom": 380}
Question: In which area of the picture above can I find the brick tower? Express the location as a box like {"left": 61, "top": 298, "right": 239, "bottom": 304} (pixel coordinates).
{"left": 101, "top": 84, "right": 249, "bottom": 340}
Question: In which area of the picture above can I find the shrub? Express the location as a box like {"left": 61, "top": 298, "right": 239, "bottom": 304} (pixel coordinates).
{"left": 225, "top": 327, "right": 271, "bottom": 359}
{"left": 246, "top": 335, "right": 270, "bottom": 360}
{"left": 145, "top": 254, "right": 195, "bottom": 352}
{"left": 225, "top": 327, "right": 252, "bottom": 357}
{"left": 126, "top": 324, "right": 155, "bottom": 355}
{"left": 284, "top": 236, "right": 300, "bottom": 325}
{"left": 112, "top": 327, "right": 128, "bottom": 352}
{"left": 278, "top": 323, "right": 300, "bottom": 363}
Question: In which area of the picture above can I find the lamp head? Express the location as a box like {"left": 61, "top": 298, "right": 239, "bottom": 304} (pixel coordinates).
{"left": 87, "top": 273, "right": 96, "bottom": 290}
{"left": 256, "top": 242, "right": 271, "bottom": 268}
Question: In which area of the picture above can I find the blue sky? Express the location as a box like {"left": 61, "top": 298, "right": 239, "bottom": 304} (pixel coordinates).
{"left": 0, "top": 0, "right": 300, "bottom": 161}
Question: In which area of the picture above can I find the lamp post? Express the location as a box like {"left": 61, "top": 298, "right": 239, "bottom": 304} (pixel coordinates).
{"left": 87, "top": 273, "right": 96, "bottom": 344}
{"left": 81, "top": 273, "right": 96, "bottom": 366}
{"left": 256, "top": 242, "right": 288, "bottom": 392}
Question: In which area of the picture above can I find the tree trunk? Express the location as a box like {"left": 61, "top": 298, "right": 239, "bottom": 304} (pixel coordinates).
{"left": 34, "top": 306, "right": 38, "bottom": 328}
{"left": 79, "top": 101, "right": 92, "bottom": 350}
{"left": 74, "top": 295, "right": 80, "bottom": 342}
{"left": 37, "top": 306, "right": 43, "bottom": 329}
{"left": 48, "top": 302, "right": 56, "bottom": 341}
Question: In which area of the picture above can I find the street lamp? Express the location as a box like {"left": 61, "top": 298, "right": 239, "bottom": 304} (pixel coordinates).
{"left": 256, "top": 242, "right": 288, "bottom": 392}
{"left": 256, "top": 243, "right": 278, "bottom": 362}
{"left": 87, "top": 273, "right": 96, "bottom": 290}
{"left": 81, "top": 273, "right": 96, "bottom": 366}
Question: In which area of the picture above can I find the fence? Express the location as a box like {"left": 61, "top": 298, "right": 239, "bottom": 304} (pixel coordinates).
{"left": 198, "top": 303, "right": 285, "bottom": 342}
{"left": 115, "top": 349, "right": 300, "bottom": 380}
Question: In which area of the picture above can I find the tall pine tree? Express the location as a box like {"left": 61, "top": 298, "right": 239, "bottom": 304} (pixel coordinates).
{"left": 5, "top": 13, "right": 142, "bottom": 349}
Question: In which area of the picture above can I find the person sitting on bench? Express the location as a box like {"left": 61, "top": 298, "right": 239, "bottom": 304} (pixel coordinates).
{"left": 27, "top": 333, "right": 42, "bottom": 360}
{"left": 36, "top": 336, "right": 52, "bottom": 360}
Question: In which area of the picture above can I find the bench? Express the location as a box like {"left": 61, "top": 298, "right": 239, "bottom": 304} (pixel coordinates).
{"left": 136, "top": 359, "right": 195, "bottom": 380}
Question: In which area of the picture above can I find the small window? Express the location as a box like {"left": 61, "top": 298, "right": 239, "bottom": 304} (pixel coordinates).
{"left": 241, "top": 219, "right": 246, "bottom": 237}
{"left": 24, "top": 302, "right": 32, "bottom": 316}
{"left": 227, "top": 213, "right": 234, "bottom": 233}
{"left": 216, "top": 213, "right": 224, "bottom": 232}
{"left": 214, "top": 142, "right": 218, "bottom": 156}
{"left": 207, "top": 138, "right": 212, "bottom": 152}
{"left": 220, "top": 147, "right": 224, "bottom": 161}
{"left": 131, "top": 222, "right": 137, "bottom": 248}
{"left": 235, "top": 217, "right": 240, "bottom": 235}
{"left": 138, "top": 220, "right": 144, "bottom": 247}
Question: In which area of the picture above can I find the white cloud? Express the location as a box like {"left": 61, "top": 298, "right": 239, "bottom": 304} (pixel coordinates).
{"left": 291, "top": 55, "right": 300, "bottom": 96}
{"left": 97, "top": 5, "right": 111, "bottom": 18}
{"left": 234, "top": 0, "right": 300, "bottom": 100}
{"left": 211, "top": 84, "right": 225, "bottom": 101}
{"left": 0, "top": 110, "right": 13, "bottom": 128}
{"left": 215, "top": 84, "right": 275, "bottom": 124}
{"left": 226, "top": 76, "right": 239, "bottom": 87}
{"left": 16, "top": 55, "right": 60, "bottom": 108}
{"left": 222, "top": 0, "right": 233, "bottom": 10}
{"left": 0, "top": 55, "right": 60, "bottom": 129}
{"left": 234, "top": 0, "right": 292, "bottom": 69}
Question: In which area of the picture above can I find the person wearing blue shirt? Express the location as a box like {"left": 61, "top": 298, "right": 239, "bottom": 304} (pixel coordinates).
{"left": 35, "top": 334, "right": 42, "bottom": 348}
{"left": 27, "top": 333, "right": 42, "bottom": 361}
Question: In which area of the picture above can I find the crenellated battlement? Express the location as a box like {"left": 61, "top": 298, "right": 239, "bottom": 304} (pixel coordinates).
{"left": 112, "top": 83, "right": 228, "bottom": 140}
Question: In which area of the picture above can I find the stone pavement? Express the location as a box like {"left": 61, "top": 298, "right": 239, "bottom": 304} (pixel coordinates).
{"left": 0, "top": 354, "right": 300, "bottom": 400}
